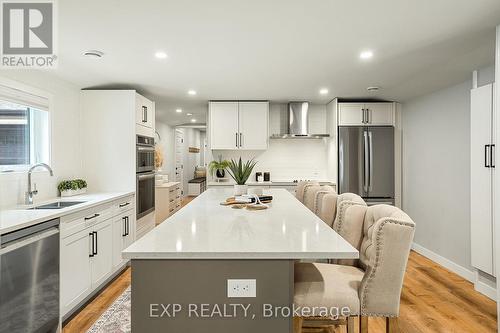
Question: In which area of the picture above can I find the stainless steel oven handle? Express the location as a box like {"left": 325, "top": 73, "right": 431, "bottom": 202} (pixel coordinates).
{"left": 137, "top": 146, "right": 155, "bottom": 152}
{"left": 0, "top": 228, "right": 58, "bottom": 255}
{"left": 137, "top": 173, "right": 156, "bottom": 180}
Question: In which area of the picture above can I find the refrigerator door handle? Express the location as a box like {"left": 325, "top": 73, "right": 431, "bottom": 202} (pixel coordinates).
{"left": 491, "top": 144, "right": 496, "bottom": 168}
{"left": 368, "top": 131, "right": 373, "bottom": 191}
{"left": 363, "top": 131, "right": 369, "bottom": 192}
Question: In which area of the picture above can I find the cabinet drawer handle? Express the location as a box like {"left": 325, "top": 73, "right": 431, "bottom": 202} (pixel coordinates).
{"left": 85, "top": 213, "right": 100, "bottom": 221}
{"left": 119, "top": 202, "right": 130, "bottom": 208}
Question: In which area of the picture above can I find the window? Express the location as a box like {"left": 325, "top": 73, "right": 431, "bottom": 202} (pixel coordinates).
{"left": 0, "top": 84, "right": 50, "bottom": 171}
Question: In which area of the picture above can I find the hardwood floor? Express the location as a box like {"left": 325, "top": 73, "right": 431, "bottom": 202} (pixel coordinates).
{"left": 63, "top": 195, "right": 497, "bottom": 333}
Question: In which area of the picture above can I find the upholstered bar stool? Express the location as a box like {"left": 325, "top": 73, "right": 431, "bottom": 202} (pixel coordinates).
{"left": 318, "top": 192, "right": 366, "bottom": 228}
{"left": 313, "top": 185, "right": 336, "bottom": 216}
{"left": 303, "top": 185, "right": 334, "bottom": 213}
{"left": 295, "top": 181, "right": 319, "bottom": 203}
{"left": 294, "top": 204, "right": 415, "bottom": 333}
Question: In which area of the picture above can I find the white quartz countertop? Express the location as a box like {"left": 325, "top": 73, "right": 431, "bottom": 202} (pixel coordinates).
{"left": 0, "top": 192, "right": 134, "bottom": 235}
{"left": 123, "top": 188, "right": 357, "bottom": 260}
{"left": 208, "top": 180, "right": 336, "bottom": 186}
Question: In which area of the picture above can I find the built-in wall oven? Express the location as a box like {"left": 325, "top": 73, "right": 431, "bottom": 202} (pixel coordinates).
{"left": 137, "top": 135, "right": 155, "bottom": 219}
{"left": 136, "top": 135, "right": 155, "bottom": 173}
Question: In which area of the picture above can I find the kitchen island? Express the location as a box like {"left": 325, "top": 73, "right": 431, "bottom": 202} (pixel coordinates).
{"left": 123, "top": 188, "right": 358, "bottom": 332}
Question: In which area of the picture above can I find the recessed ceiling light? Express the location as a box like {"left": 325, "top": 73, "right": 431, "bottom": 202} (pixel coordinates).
{"left": 186, "top": 113, "right": 193, "bottom": 116}
{"left": 188, "top": 90, "right": 197, "bottom": 96}
{"left": 360, "top": 50, "right": 374, "bottom": 60}
{"left": 83, "top": 50, "right": 104, "bottom": 58}
{"left": 367, "top": 86, "right": 380, "bottom": 92}
{"left": 176, "top": 108, "right": 182, "bottom": 113}
{"left": 155, "top": 51, "right": 168, "bottom": 59}
{"left": 191, "top": 119, "right": 197, "bottom": 123}
{"left": 319, "top": 88, "right": 329, "bottom": 95}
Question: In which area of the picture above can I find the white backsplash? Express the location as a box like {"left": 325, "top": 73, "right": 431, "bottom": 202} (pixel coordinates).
{"left": 212, "top": 138, "right": 331, "bottom": 182}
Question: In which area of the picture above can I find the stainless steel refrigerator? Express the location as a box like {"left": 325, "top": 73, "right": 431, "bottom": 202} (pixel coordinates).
{"left": 338, "top": 126, "right": 394, "bottom": 205}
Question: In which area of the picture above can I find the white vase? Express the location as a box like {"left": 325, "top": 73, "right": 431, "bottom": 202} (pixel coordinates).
{"left": 234, "top": 184, "right": 248, "bottom": 196}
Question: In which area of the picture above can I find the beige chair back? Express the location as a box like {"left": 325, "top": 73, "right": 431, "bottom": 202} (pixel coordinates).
{"left": 318, "top": 192, "right": 338, "bottom": 227}
{"left": 336, "top": 204, "right": 415, "bottom": 317}
{"left": 314, "top": 185, "right": 336, "bottom": 217}
{"left": 295, "top": 181, "right": 319, "bottom": 203}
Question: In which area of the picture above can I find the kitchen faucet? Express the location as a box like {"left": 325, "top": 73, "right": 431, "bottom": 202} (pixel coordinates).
{"left": 26, "top": 163, "right": 54, "bottom": 205}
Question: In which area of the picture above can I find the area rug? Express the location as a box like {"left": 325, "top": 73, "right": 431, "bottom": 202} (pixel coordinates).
{"left": 86, "top": 287, "right": 131, "bottom": 333}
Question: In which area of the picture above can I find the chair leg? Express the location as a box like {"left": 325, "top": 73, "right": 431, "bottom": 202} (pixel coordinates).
{"left": 293, "top": 316, "right": 303, "bottom": 333}
{"left": 386, "top": 317, "right": 400, "bottom": 333}
{"left": 346, "top": 316, "right": 355, "bottom": 333}
{"left": 359, "top": 316, "right": 368, "bottom": 333}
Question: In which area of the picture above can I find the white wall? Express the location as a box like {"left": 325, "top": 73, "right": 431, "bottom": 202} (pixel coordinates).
{"left": 402, "top": 66, "right": 494, "bottom": 272}
{"left": 0, "top": 71, "right": 81, "bottom": 208}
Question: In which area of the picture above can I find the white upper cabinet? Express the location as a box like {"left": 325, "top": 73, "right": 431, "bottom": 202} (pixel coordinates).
{"left": 365, "top": 103, "right": 395, "bottom": 125}
{"left": 238, "top": 102, "right": 269, "bottom": 150}
{"left": 209, "top": 101, "right": 269, "bottom": 150}
{"left": 338, "top": 103, "right": 365, "bottom": 126}
{"left": 338, "top": 102, "right": 395, "bottom": 126}
{"left": 210, "top": 102, "right": 239, "bottom": 149}
{"left": 136, "top": 94, "right": 155, "bottom": 135}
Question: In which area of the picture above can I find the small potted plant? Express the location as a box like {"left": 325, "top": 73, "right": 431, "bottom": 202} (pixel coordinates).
{"left": 58, "top": 179, "right": 88, "bottom": 197}
{"left": 227, "top": 157, "right": 257, "bottom": 195}
{"left": 208, "top": 155, "right": 230, "bottom": 179}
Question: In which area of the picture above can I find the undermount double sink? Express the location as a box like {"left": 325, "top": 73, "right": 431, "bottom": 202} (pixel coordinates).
{"left": 28, "top": 201, "right": 86, "bottom": 210}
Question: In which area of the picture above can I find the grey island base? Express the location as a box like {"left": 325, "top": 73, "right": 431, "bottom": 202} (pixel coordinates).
{"left": 123, "top": 189, "right": 358, "bottom": 332}
{"left": 132, "top": 259, "right": 293, "bottom": 332}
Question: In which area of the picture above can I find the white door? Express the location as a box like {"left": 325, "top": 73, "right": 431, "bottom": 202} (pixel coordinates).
{"left": 338, "top": 103, "right": 365, "bottom": 126}
{"left": 238, "top": 102, "right": 269, "bottom": 150}
{"left": 91, "top": 218, "right": 113, "bottom": 288}
{"left": 60, "top": 228, "right": 92, "bottom": 315}
{"left": 209, "top": 102, "right": 239, "bottom": 149}
{"left": 365, "top": 103, "right": 395, "bottom": 126}
{"left": 471, "top": 84, "right": 494, "bottom": 275}
{"left": 175, "top": 129, "right": 184, "bottom": 195}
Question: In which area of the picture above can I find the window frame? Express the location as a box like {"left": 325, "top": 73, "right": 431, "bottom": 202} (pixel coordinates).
{"left": 0, "top": 77, "right": 53, "bottom": 173}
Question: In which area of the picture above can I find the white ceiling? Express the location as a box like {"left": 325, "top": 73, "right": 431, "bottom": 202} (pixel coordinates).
{"left": 53, "top": 0, "right": 500, "bottom": 125}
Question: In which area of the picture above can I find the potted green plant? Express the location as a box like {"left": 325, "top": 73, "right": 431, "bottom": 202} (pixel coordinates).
{"left": 208, "top": 155, "right": 230, "bottom": 179}
{"left": 58, "top": 179, "right": 88, "bottom": 197}
{"left": 227, "top": 157, "right": 257, "bottom": 195}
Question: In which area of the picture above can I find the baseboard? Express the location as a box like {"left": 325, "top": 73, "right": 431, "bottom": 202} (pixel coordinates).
{"left": 474, "top": 277, "right": 498, "bottom": 301}
{"left": 411, "top": 242, "right": 475, "bottom": 282}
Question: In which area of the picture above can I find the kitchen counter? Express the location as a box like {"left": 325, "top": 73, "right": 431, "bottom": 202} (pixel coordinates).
{"left": 207, "top": 179, "right": 336, "bottom": 186}
{"left": 0, "top": 191, "right": 134, "bottom": 235}
{"left": 123, "top": 188, "right": 356, "bottom": 260}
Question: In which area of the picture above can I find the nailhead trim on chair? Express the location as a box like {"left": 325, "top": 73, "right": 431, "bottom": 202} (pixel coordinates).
{"left": 313, "top": 190, "right": 332, "bottom": 215}
{"left": 359, "top": 218, "right": 415, "bottom": 317}
{"left": 333, "top": 200, "right": 362, "bottom": 234}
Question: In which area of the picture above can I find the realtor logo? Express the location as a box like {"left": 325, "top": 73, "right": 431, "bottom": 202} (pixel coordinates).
{"left": 1, "top": 1, "right": 57, "bottom": 68}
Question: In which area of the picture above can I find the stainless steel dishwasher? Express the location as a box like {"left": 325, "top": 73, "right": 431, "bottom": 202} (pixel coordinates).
{"left": 0, "top": 218, "right": 60, "bottom": 333}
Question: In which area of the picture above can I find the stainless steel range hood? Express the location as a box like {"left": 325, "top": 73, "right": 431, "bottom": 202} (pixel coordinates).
{"left": 271, "top": 102, "right": 330, "bottom": 139}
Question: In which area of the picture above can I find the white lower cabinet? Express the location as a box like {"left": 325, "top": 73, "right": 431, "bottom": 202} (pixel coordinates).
{"left": 60, "top": 228, "right": 93, "bottom": 314}
{"left": 61, "top": 195, "right": 136, "bottom": 317}
{"left": 90, "top": 219, "right": 113, "bottom": 288}
{"left": 112, "top": 209, "right": 135, "bottom": 269}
